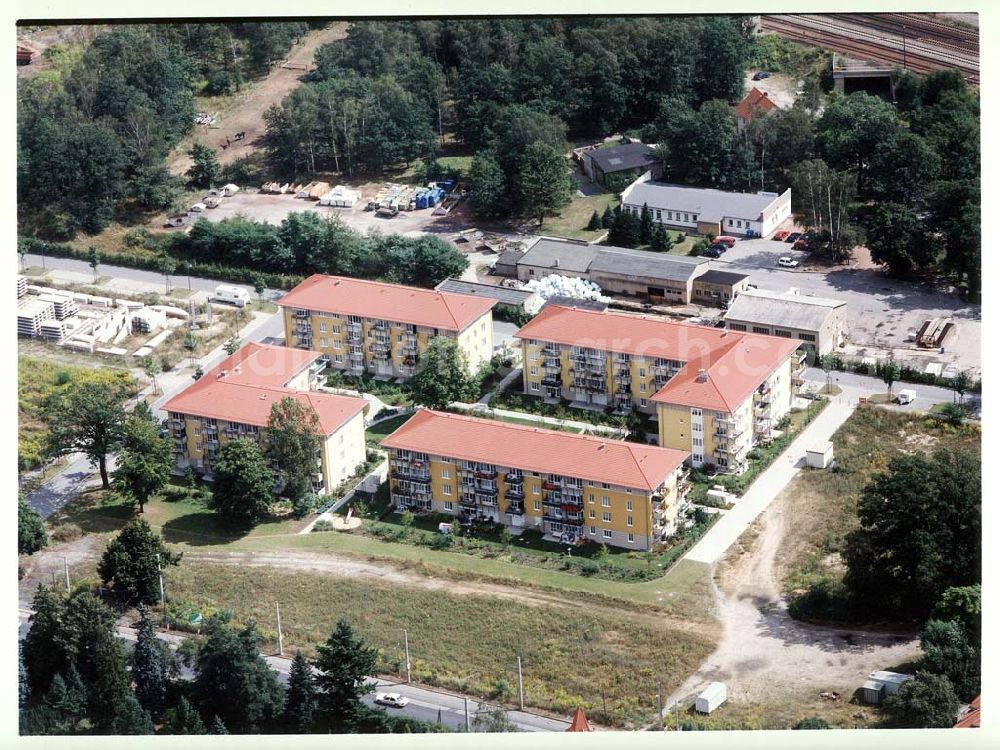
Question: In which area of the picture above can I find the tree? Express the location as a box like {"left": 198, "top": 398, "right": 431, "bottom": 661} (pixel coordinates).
{"left": 160, "top": 257, "right": 177, "bottom": 294}
{"left": 516, "top": 141, "right": 572, "bottom": 226}
{"left": 132, "top": 605, "right": 173, "bottom": 717}
{"left": 932, "top": 585, "right": 981, "bottom": 642}
{"left": 163, "top": 696, "right": 207, "bottom": 735}
{"left": 210, "top": 438, "right": 274, "bottom": 525}
{"left": 843, "top": 447, "right": 981, "bottom": 617}
{"left": 252, "top": 274, "right": 266, "bottom": 304}
{"left": 282, "top": 650, "right": 318, "bottom": 733}
{"left": 410, "top": 336, "right": 475, "bottom": 409}
{"left": 938, "top": 402, "right": 966, "bottom": 427}
{"left": 313, "top": 619, "right": 378, "bottom": 729}
{"left": 639, "top": 203, "right": 653, "bottom": 243}
{"left": 878, "top": 358, "right": 901, "bottom": 398}
{"left": 19, "top": 496, "right": 48, "bottom": 555}
{"left": 786, "top": 159, "right": 860, "bottom": 263}
{"left": 468, "top": 151, "right": 507, "bottom": 218}
{"left": 192, "top": 365, "right": 204, "bottom": 381}
{"left": 793, "top": 717, "right": 830, "bottom": 729}
{"left": 868, "top": 130, "right": 941, "bottom": 207}
{"left": 866, "top": 203, "right": 938, "bottom": 277}
{"left": 951, "top": 370, "right": 971, "bottom": 405}
{"left": 98, "top": 517, "right": 180, "bottom": 605}
{"left": 267, "top": 397, "right": 322, "bottom": 502}
{"left": 607, "top": 209, "right": 642, "bottom": 248}
{"left": 601, "top": 204, "right": 615, "bottom": 228}
{"left": 586, "top": 210, "right": 601, "bottom": 231}
{"left": 113, "top": 414, "right": 173, "bottom": 512}
{"left": 187, "top": 142, "right": 222, "bottom": 188}
{"left": 694, "top": 16, "right": 752, "bottom": 103}
{"left": 183, "top": 330, "right": 198, "bottom": 363}
{"left": 142, "top": 355, "right": 162, "bottom": 395}
{"left": 194, "top": 618, "right": 284, "bottom": 733}
{"left": 883, "top": 672, "right": 961, "bottom": 728}
{"left": 210, "top": 715, "right": 229, "bottom": 734}
{"left": 45, "top": 380, "right": 130, "bottom": 488}
{"left": 649, "top": 223, "right": 669, "bottom": 251}
{"left": 22, "top": 586, "right": 70, "bottom": 696}
{"left": 87, "top": 246, "right": 101, "bottom": 281}
{"left": 472, "top": 703, "right": 519, "bottom": 732}
{"left": 224, "top": 333, "right": 241, "bottom": 356}
{"left": 88, "top": 629, "right": 154, "bottom": 734}
{"left": 817, "top": 92, "right": 900, "bottom": 193}
{"left": 919, "top": 618, "right": 980, "bottom": 701}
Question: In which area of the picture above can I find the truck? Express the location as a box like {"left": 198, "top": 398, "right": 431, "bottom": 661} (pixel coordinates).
{"left": 896, "top": 389, "right": 917, "bottom": 405}
{"left": 211, "top": 284, "right": 251, "bottom": 308}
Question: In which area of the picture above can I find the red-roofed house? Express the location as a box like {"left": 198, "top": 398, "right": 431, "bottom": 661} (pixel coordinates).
{"left": 515, "top": 304, "right": 803, "bottom": 474}
{"left": 278, "top": 275, "right": 496, "bottom": 380}
{"left": 735, "top": 87, "right": 778, "bottom": 132}
{"left": 955, "top": 696, "right": 980, "bottom": 728}
{"left": 163, "top": 343, "right": 369, "bottom": 492}
{"left": 380, "top": 409, "right": 690, "bottom": 550}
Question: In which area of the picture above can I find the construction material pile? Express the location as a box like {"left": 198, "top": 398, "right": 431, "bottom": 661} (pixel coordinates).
{"left": 522, "top": 274, "right": 609, "bottom": 314}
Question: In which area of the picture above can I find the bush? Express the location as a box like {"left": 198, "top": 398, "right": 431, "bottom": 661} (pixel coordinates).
{"left": 292, "top": 493, "right": 319, "bottom": 519}
{"left": 579, "top": 559, "right": 601, "bottom": 576}
{"left": 793, "top": 717, "right": 830, "bottom": 729}
{"left": 312, "top": 519, "right": 334, "bottom": 532}
{"left": 49, "top": 523, "right": 83, "bottom": 543}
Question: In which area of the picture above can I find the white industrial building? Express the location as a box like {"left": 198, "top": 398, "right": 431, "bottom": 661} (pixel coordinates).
{"left": 620, "top": 172, "right": 792, "bottom": 238}
{"left": 724, "top": 287, "right": 848, "bottom": 356}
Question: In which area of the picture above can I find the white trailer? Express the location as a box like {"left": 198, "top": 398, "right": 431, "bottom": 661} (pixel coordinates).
{"left": 211, "top": 284, "right": 251, "bottom": 308}
{"left": 896, "top": 389, "right": 917, "bottom": 405}
{"left": 695, "top": 682, "right": 727, "bottom": 714}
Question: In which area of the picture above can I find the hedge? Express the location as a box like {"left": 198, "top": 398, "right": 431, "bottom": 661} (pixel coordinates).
{"left": 815, "top": 353, "right": 981, "bottom": 393}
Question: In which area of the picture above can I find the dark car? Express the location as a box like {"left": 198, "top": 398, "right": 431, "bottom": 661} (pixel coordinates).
{"left": 707, "top": 243, "right": 728, "bottom": 254}
{"left": 785, "top": 232, "right": 801, "bottom": 243}
{"left": 793, "top": 239, "right": 808, "bottom": 250}
{"left": 703, "top": 247, "right": 723, "bottom": 258}
{"left": 752, "top": 71, "right": 770, "bottom": 81}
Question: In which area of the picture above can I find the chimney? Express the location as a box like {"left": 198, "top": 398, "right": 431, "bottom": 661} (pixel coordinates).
{"left": 696, "top": 368, "right": 709, "bottom": 383}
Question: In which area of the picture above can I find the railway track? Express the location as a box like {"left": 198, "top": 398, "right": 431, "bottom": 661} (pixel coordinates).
{"left": 839, "top": 13, "right": 979, "bottom": 55}
{"left": 760, "top": 14, "right": 979, "bottom": 85}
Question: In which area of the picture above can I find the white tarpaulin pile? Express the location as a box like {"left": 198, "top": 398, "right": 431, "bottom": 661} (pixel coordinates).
{"left": 522, "top": 274, "right": 609, "bottom": 314}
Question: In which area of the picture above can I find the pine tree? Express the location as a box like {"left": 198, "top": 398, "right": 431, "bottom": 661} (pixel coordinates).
{"left": 18, "top": 643, "right": 29, "bottom": 712}
{"left": 601, "top": 205, "right": 615, "bottom": 228}
{"left": 87, "top": 630, "right": 147, "bottom": 733}
{"left": 98, "top": 518, "right": 180, "bottom": 605}
{"left": 132, "top": 605, "right": 171, "bottom": 717}
{"left": 211, "top": 715, "right": 229, "bottom": 734}
{"left": 282, "top": 650, "right": 317, "bottom": 733}
{"left": 163, "top": 696, "right": 207, "bottom": 735}
{"left": 586, "top": 210, "right": 601, "bottom": 231}
{"left": 639, "top": 202, "right": 653, "bottom": 243}
{"left": 313, "top": 619, "right": 378, "bottom": 730}
{"left": 650, "top": 224, "right": 668, "bottom": 251}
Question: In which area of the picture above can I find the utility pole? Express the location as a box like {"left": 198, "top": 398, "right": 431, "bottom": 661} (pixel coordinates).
{"left": 464, "top": 697, "right": 471, "bottom": 732}
{"left": 276, "top": 602, "right": 284, "bottom": 656}
{"left": 517, "top": 656, "right": 524, "bottom": 710}
{"left": 155, "top": 553, "right": 166, "bottom": 618}
{"left": 63, "top": 557, "right": 71, "bottom": 595}
{"left": 403, "top": 629, "right": 411, "bottom": 683}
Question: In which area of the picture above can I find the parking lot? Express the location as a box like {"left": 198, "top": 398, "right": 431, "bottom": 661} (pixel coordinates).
{"left": 705, "top": 236, "right": 982, "bottom": 376}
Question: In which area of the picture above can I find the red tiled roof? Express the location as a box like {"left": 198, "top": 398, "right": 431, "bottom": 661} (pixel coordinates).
{"left": 277, "top": 274, "right": 496, "bottom": 332}
{"left": 515, "top": 305, "right": 800, "bottom": 413}
{"left": 566, "top": 707, "right": 594, "bottom": 732}
{"left": 955, "top": 696, "right": 980, "bottom": 728}
{"left": 735, "top": 87, "right": 777, "bottom": 121}
{"left": 163, "top": 343, "right": 366, "bottom": 435}
{"left": 380, "top": 409, "right": 689, "bottom": 492}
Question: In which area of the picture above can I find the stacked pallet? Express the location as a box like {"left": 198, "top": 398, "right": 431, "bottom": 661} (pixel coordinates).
{"left": 17, "top": 298, "right": 55, "bottom": 337}
{"left": 39, "top": 320, "right": 66, "bottom": 341}
{"left": 37, "top": 293, "right": 77, "bottom": 320}
{"left": 17, "top": 275, "right": 27, "bottom": 298}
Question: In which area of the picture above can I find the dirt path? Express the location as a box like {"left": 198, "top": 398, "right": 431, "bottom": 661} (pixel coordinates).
{"left": 181, "top": 549, "right": 708, "bottom": 636}
{"left": 667, "top": 496, "right": 920, "bottom": 708}
{"left": 19, "top": 536, "right": 105, "bottom": 601}
{"left": 168, "top": 23, "right": 349, "bottom": 176}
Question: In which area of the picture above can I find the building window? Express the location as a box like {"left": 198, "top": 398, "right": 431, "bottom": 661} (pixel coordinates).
{"left": 693, "top": 453, "right": 703, "bottom": 463}
{"left": 533, "top": 485, "right": 540, "bottom": 495}
{"left": 589, "top": 509, "right": 595, "bottom": 519}
{"left": 602, "top": 512, "right": 611, "bottom": 522}
{"left": 626, "top": 500, "right": 633, "bottom": 511}
{"left": 588, "top": 494, "right": 594, "bottom": 504}
{"left": 530, "top": 381, "right": 540, "bottom": 392}
{"left": 798, "top": 333, "right": 817, "bottom": 342}
{"left": 729, "top": 323, "right": 747, "bottom": 332}
{"left": 774, "top": 329, "right": 792, "bottom": 338}
{"left": 692, "top": 408, "right": 702, "bottom": 417}
{"left": 590, "top": 526, "right": 597, "bottom": 535}
{"left": 320, "top": 323, "right": 328, "bottom": 332}
{"left": 529, "top": 351, "right": 537, "bottom": 361}
{"left": 529, "top": 366, "right": 538, "bottom": 376}
{"left": 533, "top": 500, "right": 541, "bottom": 511}
{"left": 603, "top": 529, "right": 613, "bottom": 539}
{"left": 639, "top": 383, "right": 646, "bottom": 393}
{"left": 693, "top": 437, "right": 703, "bottom": 447}
{"left": 737, "top": 220, "right": 743, "bottom": 228}
{"left": 442, "top": 468, "right": 450, "bottom": 479}
{"left": 655, "top": 210, "right": 661, "bottom": 220}
{"left": 445, "top": 501, "right": 453, "bottom": 511}
{"left": 640, "top": 399, "right": 647, "bottom": 407}
{"left": 602, "top": 496, "right": 610, "bottom": 507}
{"left": 753, "top": 326, "right": 770, "bottom": 335}
{"left": 443, "top": 484, "right": 452, "bottom": 496}
{"left": 627, "top": 516, "right": 634, "bottom": 527}
{"left": 628, "top": 533, "right": 635, "bottom": 543}
{"left": 320, "top": 338, "right": 327, "bottom": 348}
{"left": 693, "top": 422, "right": 702, "bottom": 432}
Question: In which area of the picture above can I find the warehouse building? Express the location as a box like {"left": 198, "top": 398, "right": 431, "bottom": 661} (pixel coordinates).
{"left": 723, "top": 287, "right": 848, "bottom": 356}
{"left": 581, "top": 142, "right": 658, "bottom": 189}
{"left": 434, "top": 278, "right": 538, "bottom": 315}
{"left": 516, "top": 237, "right": 748, "bottom": 306}
{"left": 620, "top": 173, "right": 792, "bottom": 238}
{"left": 278, "top": 275, "right": 496, "bottom": 380}
{"left": 515, "top": 303, "right": 804, "bottom": 473}
{"left": 163, "top": 343, "right": 368, "bottom": 492}
{"left": 380, "top": 408, "right": 690, "bottom": 550}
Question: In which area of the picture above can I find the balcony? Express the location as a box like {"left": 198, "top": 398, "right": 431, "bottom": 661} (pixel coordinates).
{"left": 504, "top": 486, "right": 525, "bottom": 500}
{"left": 474, "top": 468, "right": 497, "bottom": 480}
{"left": 562, "top": 484, "right": 583, "bottom": 497}
{"left": 541, "top": 375, "right": 562, "bottom": 388}
{"left": 505, "top": 502, "right": 525, "bottom": 515}
{"left": 474, "top": 486, "right": 498, "bottom": 498}
{"left": 293, "top": 309, "right": 310, "bottom": 318}
{"left": 504, "top": 472, "right": 524, "bottom": 484}
{"left": 391, "top": 469, "right": 431, "bottom": 483}
{"left": 541, "top": 344, "right": 561, "bottom": 357}
{"left": 543, "top": 511, "right": 584, "bottom": 525}
{"left": 543, "top": 358, "right": 561, "bottom": 370}
{"left": 460, "top": 496, "right": 477, "bottom": 509}
{"left": 616, "top": 371, "right": 631, "bottom": 384}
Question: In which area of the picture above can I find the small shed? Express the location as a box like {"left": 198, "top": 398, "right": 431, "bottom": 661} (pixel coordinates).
{"left": 806, "top": 441, "right": 834, "bottom": 469}
{"left": 861, "top": 671, "right": 913, "bottom": 705}
{"left": 695, "top": 682, "right": 727, "bottom": 714}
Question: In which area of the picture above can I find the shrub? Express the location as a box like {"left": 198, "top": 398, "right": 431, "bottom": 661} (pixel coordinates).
{"left": 579, "top": 559, "right": 601, "bottom": 576}
{"left": 49, "top": 523, "right": 83, "bottom": 543}
{"left": 793, "top": 717, "right": 830, "bottom": 729}
{"left": 312, "top": 519, "right": 334, "bottom": 532}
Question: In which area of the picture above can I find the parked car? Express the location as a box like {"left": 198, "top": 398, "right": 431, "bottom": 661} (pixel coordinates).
{"left": 375, "top": 693, "right": 410, "bottom": 708}
{"left": 793, "top": 239, "right": 808, "bottom": 250}
{"left": 752, "top": 71, "right": 771, "bottom": 81}
{"left": 772, "top": 230, "right": 790, "bottom": 241}
{"left": 777, "top": 256, "right": 799, "bottom": 268}
{"left": 712, "top": 235, "right": 738, "bottom": 247}
{"left": 375, "top": 206, "right": 399, "bottom": 218}
{"left": 707, "top": 243, "right": 728, "bottom": 254}
{"left": 785, "top": 232, "right": 801, "bottom": 243}
{"left": 703, "top": 247, "right": 723, "bottom": 258}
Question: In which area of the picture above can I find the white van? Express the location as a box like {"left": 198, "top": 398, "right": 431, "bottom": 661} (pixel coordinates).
{"left": 212, "top": 284, "right": 251, "bottom": 308}
{"left": 896, "top": 389, "right": 917, "bottom": 405}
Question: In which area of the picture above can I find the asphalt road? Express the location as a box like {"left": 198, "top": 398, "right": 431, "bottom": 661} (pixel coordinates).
{"left": 17, "top": 606, "right": 568, "bottom": 732}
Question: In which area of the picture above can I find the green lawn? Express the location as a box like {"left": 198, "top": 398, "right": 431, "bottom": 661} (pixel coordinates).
{"left": 365, "top": 413, "right": 413, "bottom": 443}
{"left": 23, "top": 266, "right": 50, "bottom": 277}
{"left": 542, "top": 193, "right": 618, "bottom": 241}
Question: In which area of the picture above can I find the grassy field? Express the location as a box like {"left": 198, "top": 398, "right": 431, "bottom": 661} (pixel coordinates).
{"left": 542, "top": 193, "right": 618, "bottom": 241}
{"left": 162, "top": 562, "right": 716, "bottom": 727}
{"left": 778, "top": 405, "right": 981, "bottom": 611}
{"left": 365, "top": 413, "right": 413, "bottom": 443}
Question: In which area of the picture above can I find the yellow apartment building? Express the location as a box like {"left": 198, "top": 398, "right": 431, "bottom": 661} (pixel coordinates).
{"left": 514, "top": 303, "right": 803, "bottom": 473}
{"left": 163, "top": 342, "right": 368, "bottom": 493}
{"left": 380, "top": 409, "right": 690, "bottom": 551}
{"left": 278, "top": 274, "right": 495, "bottom": 380}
